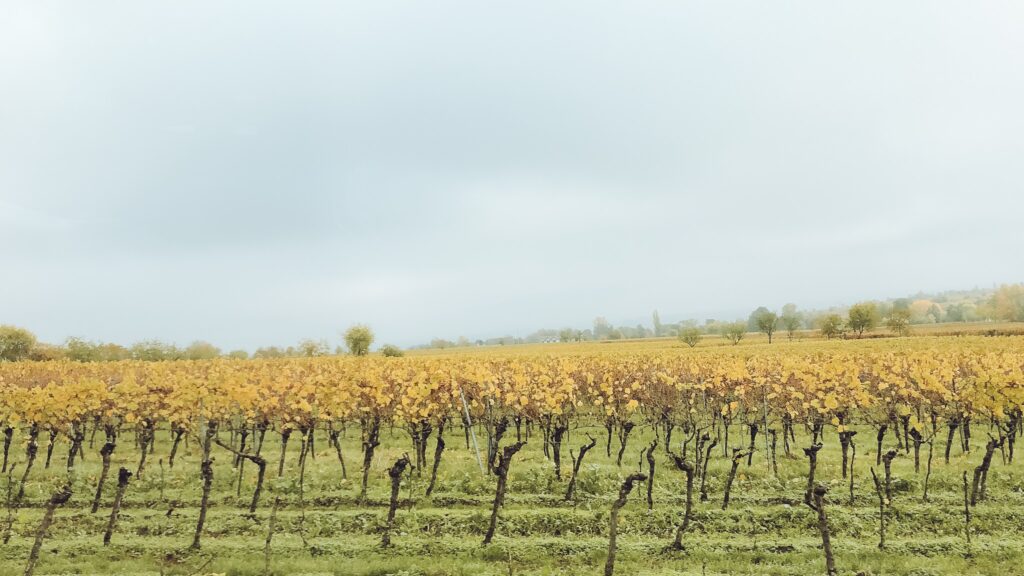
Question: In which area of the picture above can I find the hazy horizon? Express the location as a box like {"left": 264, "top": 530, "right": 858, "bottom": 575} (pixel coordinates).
{"left": 4, "top": 2, "right": 1024, "bottom": 350}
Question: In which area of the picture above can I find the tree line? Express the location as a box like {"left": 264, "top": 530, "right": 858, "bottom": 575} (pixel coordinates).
{"left": 0, "top": 324, "right": 388, "bottom": 363}
{"left": 461, "top": 283, "right": 1024, "bottom": 349}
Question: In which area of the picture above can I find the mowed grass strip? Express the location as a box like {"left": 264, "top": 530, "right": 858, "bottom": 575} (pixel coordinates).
{"left": 2, "top": 424, "right": 1024, "bottom": 574}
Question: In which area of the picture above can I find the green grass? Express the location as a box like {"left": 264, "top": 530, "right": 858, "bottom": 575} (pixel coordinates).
{"left": 2, "top": 422, "right": 1023, "bottom": 575}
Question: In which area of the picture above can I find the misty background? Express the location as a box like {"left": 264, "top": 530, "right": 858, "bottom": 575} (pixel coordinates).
{"left": 2, "top": 2, "right": 1023, "bottom": 351}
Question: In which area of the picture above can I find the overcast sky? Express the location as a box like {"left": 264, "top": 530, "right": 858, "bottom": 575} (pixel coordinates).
{"left": 2, "top": 2, "right": 1023, "bottom": 350}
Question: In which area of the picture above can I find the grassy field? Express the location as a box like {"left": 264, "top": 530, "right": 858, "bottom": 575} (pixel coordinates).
{"left": 405, "top": 321, "right": 1024, "bottom": 356}
{"left": 2, "top": 417, "right": 1023, "bottom": 576}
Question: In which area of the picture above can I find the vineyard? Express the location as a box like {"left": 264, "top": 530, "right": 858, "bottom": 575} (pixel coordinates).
{"left": 1, "top": 336, "right": 1024, "bottom": 575}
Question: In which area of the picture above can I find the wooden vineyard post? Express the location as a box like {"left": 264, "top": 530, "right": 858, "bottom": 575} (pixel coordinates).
{"left": 460, "top": 388, "right": 485, "bottom": 475}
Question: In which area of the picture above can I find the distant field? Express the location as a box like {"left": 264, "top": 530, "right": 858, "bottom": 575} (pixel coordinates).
{"left": 406, "top": 321, "right": 1024, "bottom": 356}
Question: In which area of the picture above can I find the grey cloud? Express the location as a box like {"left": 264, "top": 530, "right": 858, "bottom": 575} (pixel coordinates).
{"left": 2, "top": 1, "right": 1023, "bottom": 349}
